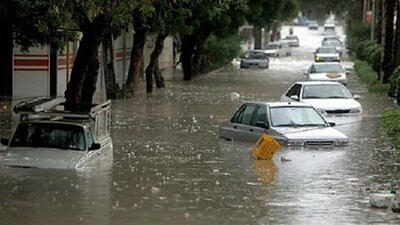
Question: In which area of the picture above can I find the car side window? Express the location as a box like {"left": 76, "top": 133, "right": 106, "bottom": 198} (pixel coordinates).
{"left": 286, "top": 84, "right": 301, "bottom": 97}
{"left": 240, "top": 105, "right": 256, "bottom": 125}
{"left": 231, "top": 105, "right": 246, "bottom": 123}
{"left": 251, "top": 106, "right": 268, "bottom": 126}
{"left": 85, "top": 128, "right": 94, "bottom": 150}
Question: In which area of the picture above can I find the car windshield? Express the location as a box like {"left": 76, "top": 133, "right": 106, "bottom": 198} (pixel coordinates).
{"left": 265, "top": 44, "right": 279, "bottom": 50}
{"left": 323, "top": 41, "right": 340, "bottom": 47}
{"left": 317, "top": 48, "right": 337, "bottom": 54}
{"left": 286, "top": 36, "right": 297, "bottom": 40}
{"left": 246, "top": 51, "right": 267, "bottom": 59}
{"left": 270, "top": 107, "right": 327, "bottom": 127}
{"left": 302, "top": 84, "right": 352, "bottom": 99}
{"left": 9, "top": 122, "right": 86, "bottom": 151}
{"left": 311, "top": 64, "right": 344, "bottom": 73}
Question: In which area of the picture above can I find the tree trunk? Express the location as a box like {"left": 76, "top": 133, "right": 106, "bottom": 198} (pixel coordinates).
{"left": 145, "top": 34, "right": 167, "bottom": 93}
{"left": 393, "top": 0, "right": 400, "bottom": 68}
{"left": 375, "top": 0, "right": 382, "bottom": 43}
{"left": 380, "top": 0, "right": 395, "bottom": 83}
{"left": 253, "top": 26, "right": 262, "bottom": 49}
{"left": 180, "top": 34, "right": 195, "bottom": 80}
{"left": 371, "top": 0, "right": 376, "bottom": 40}
{"left": 154, "top": 60, "right": 165, "bottom": 88}
{"left": 64, "top": 20, "right": 104, "bottom": 112}
{"left": 122, "top": 26, "right": 147, "bottom": 95}
{"left": 0, "top": 23, "right": 13, "bottom": 98}
{"left": 102, "top": 34, "right": 118, "bottom": 99}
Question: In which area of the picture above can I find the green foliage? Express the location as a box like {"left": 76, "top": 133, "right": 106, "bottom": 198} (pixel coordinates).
{"left": 389, "top": 67, "right": 400, "bottom": 102}
{"left": 381, "top": 109, "right": 400, "bottom": 149}
{"left": 205, "top": 34, "right": 241, "bottom": 70}
{"left": 247, "top": 0, "right": 299, "bottom": 27}
{"left": 353, "top": 60, "right": 389, "bottom": 93}
{"left": 297, "top": 0, "right": 351, "bottom": 21}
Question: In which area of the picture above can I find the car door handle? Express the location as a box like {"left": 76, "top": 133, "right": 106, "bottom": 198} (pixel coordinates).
{"left": 249, "top": 129, "right": 253, "bottom": 132}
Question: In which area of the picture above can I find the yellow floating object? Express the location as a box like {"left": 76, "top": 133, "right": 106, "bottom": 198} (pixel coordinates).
{"left": 251, "top": 134, "right": 280, "bottom": 160}
{"left": 326, "top": 73, "right": 341, "bottom": 78}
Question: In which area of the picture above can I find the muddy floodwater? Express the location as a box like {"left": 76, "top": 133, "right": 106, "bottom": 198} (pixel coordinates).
{"left": 1, "top": 26, "right": 400, "bottom": 224}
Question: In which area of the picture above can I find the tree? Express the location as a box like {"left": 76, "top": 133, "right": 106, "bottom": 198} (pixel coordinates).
{"left": 379, "top": 0, "right": 395, "bottom": 83}
{"left": 180, "top": 0, "right": 248, "bottom": 80}
{"left": 63, "top": 0, "right": 130, "bottom": 111}
{"left": 145, "top": 0, "right": 189, "bottom": 93}
{"left": 0, "top": 0, "right": 67, "bottom": 97}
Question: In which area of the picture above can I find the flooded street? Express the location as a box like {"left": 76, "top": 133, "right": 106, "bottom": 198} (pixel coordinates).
{"left": 1, "top": 26, "right": 400, "bottom": 224}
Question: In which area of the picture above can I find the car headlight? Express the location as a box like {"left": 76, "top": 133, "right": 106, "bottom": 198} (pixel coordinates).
{"left": 288, "top": 140, "right": 305, "bottom": 147}
{"left": 336, "top": 138, "right": 349, "bottom": 146}
{"left": 349, "top": 107, "right": 362, "bottom": 113}
{"left": 315, "top": 56, "right": 320, "bottom": 61}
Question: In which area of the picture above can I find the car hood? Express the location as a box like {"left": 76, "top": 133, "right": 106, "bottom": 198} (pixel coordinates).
{"left": 274, "top": 126, "right": 347, "bottom": 140}
{"left": 1, "top": 147, "right": 86, "bottom": 169}
{"left": 302, "top": 98, "right": 361, "bottom": 111}
{"left": 309, "top": 72, "right": 345, "bottom": 80}
{"left": 316, "top": 53, "right": 339, "bottom": 57}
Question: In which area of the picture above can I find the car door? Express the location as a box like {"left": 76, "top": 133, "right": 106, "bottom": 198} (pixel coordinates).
{"left": 248, "top": 105, "right": 269, "bottom": 142}
{"left": 230, "top": 104, "right": 257, "bottom": 142}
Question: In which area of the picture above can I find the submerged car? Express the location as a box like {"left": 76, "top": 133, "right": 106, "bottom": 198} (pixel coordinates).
{"left": 322, "top": 36, "right": 342, "bottom": 45}
{"left": 305, "top": 62, "right": 348, "bottom": 85}
{"left": 314, "top": 46, "right": 341, "bottom": 62}
{"left": 308, "top": 20, "right": 318, "bottom": 30}
{"left": 219, "top": 102, "right": 349, "bottom": 146}
{"left": 282, "top": 35, "right": 300, "bottom": 47}
{"left": 322, "top": 40, "right": 342, "bottom": 55}
{"left": 281, "top": 81, "right": 362, "bottom": 114}
{"left": 240, "top": 50, "right": 269, "bottom": 68}
{"left": 323, "top": 23, "right": 336, "bottom": 35}
{"left": 0, "top": 97, "right": 113, "bottom": 169}
{"left": 264, "top": 42, "right": 291, "bottom": 57}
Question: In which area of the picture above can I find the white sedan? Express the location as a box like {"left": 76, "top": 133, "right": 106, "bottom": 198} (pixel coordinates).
{"left": 219, "top": 101, "right": 349, "bottom": 146}
{"left": 281, "top": 81, "right": 362, "bottom": 114}
{"left": 305, "top": 62, "right": 348, "bottom": 85}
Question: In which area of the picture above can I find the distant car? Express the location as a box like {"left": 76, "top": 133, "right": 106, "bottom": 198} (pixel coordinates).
{"left": 282, "top": 35, "right": 300, "bottom": 47}
{"left": 322, "top": 36, "right": 342, "bottom": 45}
{"left": 293, "top": 17, "right": 310, "bottom": 26}
{"left": 0, "top": 98, "right": 113, "bottom": 169}
{"left": 314, "top": 46, "right": 341, "bottom": 62}
{"left": 323, "top": 23, "right": 336, "bottom": 35}
{"left": 219, "top": 101, "right": 349, "bottom": 146}
{"left": 308, "top": 20, "right": 318, "bottom": 30}
{"left": 281, "top": 81, "right": 363, "bottom": 114}
{"left": 305, "top": 62, "right": 348, "bottom": 85}
{"left": 264, "top": 42, "right": 291, "bottom": 57}
{"left": 322, "top": 40, "right": 342, "bottom": 55}
{"left": 240, "top": 50, "right": 269, "bottom": 68}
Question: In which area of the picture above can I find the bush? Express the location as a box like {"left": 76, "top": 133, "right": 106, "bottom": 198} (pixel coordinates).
{"left": 205, "top": 34, "right": 241, "bottom": 70}
{"left": 353, "top": 60, "right": 389, "bottom": 93}
{"left": 389, "top": 66, "right": 400, "bottom": 102}
{"left": 381, "top": 109, "right": 400, "bottom": 149}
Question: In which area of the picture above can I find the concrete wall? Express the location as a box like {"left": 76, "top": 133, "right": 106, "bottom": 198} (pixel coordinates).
{"left": 11, "top": 31, "right": 174, "bottom": 99}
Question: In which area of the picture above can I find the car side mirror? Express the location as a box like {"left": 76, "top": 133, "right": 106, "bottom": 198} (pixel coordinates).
{"left": 353, "top": 94, "right": 360, "bottom": 99}
{"left": 256, "top": 121, "right": 270, "bottom": 129}
{"left": 328, "top": 122, "right": 336, "bottom": 127}
{"left": 1, "top": 138, "right": 9, "bottom": 146}
{"left": 290, "top": 95, "right": 299, "bottom": 101}
{"left": 89, "top": 143, "right": 101, "bottom": 151}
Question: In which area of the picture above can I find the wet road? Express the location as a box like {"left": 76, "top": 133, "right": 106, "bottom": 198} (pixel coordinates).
{"left": 1, "top": 26, "right": 400, "bottom": 224}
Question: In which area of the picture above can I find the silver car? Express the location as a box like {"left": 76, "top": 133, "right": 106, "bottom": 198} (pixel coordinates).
{"left": 322, "top": 40, "right": 342, "bottom": 55}
{"left": 240, "top": 50, "right": 269, "bottom": 68}
{"left": 219, "top": 102, "right": 349, "bottom": 147}
{"left": 314, "top": 46, "right": 341, "bottom": 62}
{"left": 305, "top": 62, "right": 348, "bottom": 85}
{"left": 282, "top": 35, "right": 300, "bottom": 47}
{"left": 281, "top": 81, "right": 362, "bottom": 114}
{"left": 0, "top": 98, "right": 113, "bottom": 169}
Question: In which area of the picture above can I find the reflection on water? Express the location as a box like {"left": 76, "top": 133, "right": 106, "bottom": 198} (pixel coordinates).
{"left": 252, "top": 160, "right": 277, "bottom": 186}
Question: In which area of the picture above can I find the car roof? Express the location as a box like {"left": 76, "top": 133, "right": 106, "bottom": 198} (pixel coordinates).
{"left": 246, "top": 50, "right": 266, "bottom": 53}
{"left": 293, "top": 81, "right": 345, "bottom": 86}
{"left": 318, "top": 46, "right": 337, "bottom": 49}
{"left": 245, "top": 101, "right": 313, "bottom": 108}
{"left": 19, "top": 119, "right": 90, "bottom": 127}
{"left": 312, "top": 62, "right": 342, "bottom": 65}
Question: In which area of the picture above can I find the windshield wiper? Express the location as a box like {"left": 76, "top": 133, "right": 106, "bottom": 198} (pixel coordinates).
{"left": 298, "top": 123, "right": 327, "bottom": 127}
